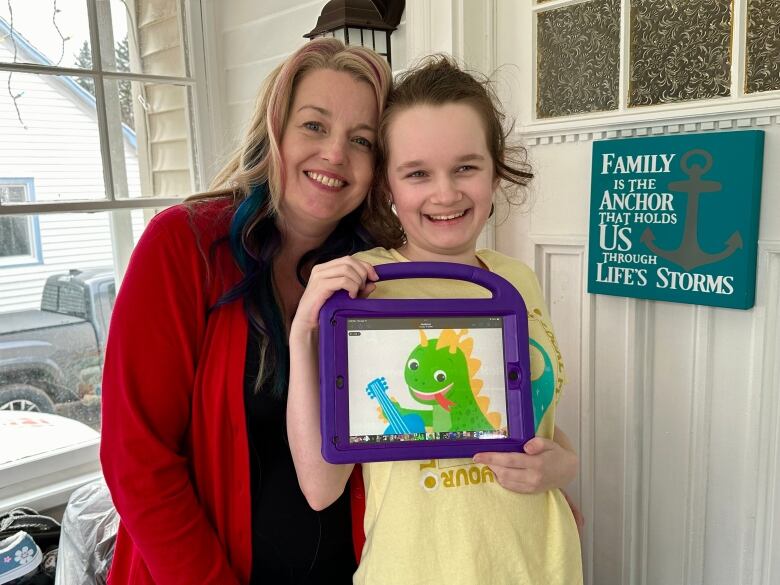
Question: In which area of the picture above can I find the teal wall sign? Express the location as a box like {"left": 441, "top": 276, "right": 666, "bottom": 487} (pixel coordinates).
{"left": 587, "top": 130, "right": 764, "bottom": 309}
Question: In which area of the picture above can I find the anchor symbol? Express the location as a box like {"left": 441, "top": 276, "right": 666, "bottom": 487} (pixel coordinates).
{"left": 640, "top": 149, "right": 742, "bottom": 271}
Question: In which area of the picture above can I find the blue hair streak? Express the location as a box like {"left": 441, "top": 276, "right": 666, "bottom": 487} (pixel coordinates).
{"left": 215, "top": 182, "right": 376, "bottom": 399}
{"left": 219, "top": 182, "right": 289, "bottom": 397}
{"left": 229, "top": 182, "right": 268, "bottom": 272}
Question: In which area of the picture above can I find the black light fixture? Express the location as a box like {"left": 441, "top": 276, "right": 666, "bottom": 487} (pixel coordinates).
{"left": 305, "top": 0, "right": 405, "bottom": 67}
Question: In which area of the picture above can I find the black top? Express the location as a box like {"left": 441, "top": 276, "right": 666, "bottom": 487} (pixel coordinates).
{"left": 244, "top": 324, "right": 356, "bottom": 584}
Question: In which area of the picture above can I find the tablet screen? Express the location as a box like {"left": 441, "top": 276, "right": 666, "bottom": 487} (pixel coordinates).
{"left": 346, "top": 317, "right": 509, "bottom": 444}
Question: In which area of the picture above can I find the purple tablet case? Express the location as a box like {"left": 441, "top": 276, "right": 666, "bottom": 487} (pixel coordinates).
{"left": 319, "top": 261, "right": 533, "bottom": 463}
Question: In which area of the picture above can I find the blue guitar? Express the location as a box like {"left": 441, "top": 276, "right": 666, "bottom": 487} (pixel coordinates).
{"left": 366, "top": 377, "right": 426, "bottom": 435}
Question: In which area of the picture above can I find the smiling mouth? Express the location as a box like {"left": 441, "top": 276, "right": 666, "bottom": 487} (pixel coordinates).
{"left": 305, "top": 171, "right": 346, "bottom": 188}
{"left": 410, "top": 382, "right": 454, "bottom": 400}
{"left": 425, "top": 209, "right": 467, "bottom": 222}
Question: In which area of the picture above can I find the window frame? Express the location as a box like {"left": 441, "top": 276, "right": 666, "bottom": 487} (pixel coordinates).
{"left": 0, "top": 1, "right": 212, "bottom": 217}
{"left": 0, "top": 0, "right": 214, "bottom": 515}
{"left": 0, "top": 178, "right": 42, "bottom": 267}
{"left": 525, "top": 0, "right": 780, "bottom": 136}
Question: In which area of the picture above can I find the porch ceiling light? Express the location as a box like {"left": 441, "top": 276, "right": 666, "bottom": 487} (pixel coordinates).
{"left": 305, "top": 0, "right": 405, "bottom": 67}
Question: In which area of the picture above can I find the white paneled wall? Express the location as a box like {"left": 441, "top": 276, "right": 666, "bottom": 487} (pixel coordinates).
{"left": 486, "top": 1, "right": 780, "bottom": 580}
{"left": 509, "top": 116, "right": 780, "bottom": 584}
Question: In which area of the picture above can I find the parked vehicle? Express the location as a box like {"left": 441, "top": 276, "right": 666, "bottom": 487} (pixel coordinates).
{"left": 0, "top": 268, "right": 114, "bottom": 418}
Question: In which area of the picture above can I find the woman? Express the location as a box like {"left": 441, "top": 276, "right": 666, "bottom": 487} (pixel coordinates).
{"left": 100, "top": 39, "right": 578, "bottom": 585}
{"left": 100, "top": 38, "right": 395, "bottom": 585}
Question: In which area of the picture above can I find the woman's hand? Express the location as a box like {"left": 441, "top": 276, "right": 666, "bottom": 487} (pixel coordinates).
{"left": 292, "top": 257, "right": 378, "bottom": 335}
{"left": 472, "top": 435, "right": 578, "bottom": 493}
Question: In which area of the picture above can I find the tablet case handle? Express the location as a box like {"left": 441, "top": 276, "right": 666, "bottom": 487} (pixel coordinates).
{"left": 374, "top": 262, "right": 511, "bottom": 300}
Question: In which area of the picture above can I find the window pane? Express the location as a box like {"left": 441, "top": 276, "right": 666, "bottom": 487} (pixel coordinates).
{"left": 536, "top": 0, "right": 621, "bottom": 118}
{"left": 101, "top": 0, "right": 187, "bottom": 78}
{"left": 347, "top": 28, "right": 364, "bottom": 46}
{"left": 0, "top": 0, "right": 92, "bottom": 70}
{"left": 0, "top": 181, "right": 39, "bottom": 264}
{"left": 0, "top": 210, "right": 155, "bottom": 442}
{"left": 0, "top": 72, "right": 112, "bottom": 202}
{"left": 104, "top": 79, "right": 196, "bottom": 198}
{"left": 0, "top": 185, "right": 26, "bottom": 203}
{"left": 373, "top": 30, "right": 387, "bottom": 55}
{"left": 0, "top": 215, "right": 114, "bottom": 432}
{"left": 629, "top": 0, "right": 732, "bottom": 106}
{"left": 0, "top": 217, "right": 32, "bottom": 257}
{"left": 746, "top": 0, "right": 780, "bottom": 94}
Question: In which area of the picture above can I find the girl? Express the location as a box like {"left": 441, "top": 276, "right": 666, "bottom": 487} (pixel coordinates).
{"left": 287, "top": 56, "right": 583, "bottom": 585}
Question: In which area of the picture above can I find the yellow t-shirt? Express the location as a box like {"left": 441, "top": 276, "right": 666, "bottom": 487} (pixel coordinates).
{"left": 352, "top": 247, "right": 582, "bottom": 585}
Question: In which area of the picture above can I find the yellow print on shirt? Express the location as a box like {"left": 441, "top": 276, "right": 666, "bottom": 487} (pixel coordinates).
{"left": 527, "top": 307, "right": 565, "bottom": 431}
{"left": 418, "top": 459, "right": 495, "bottom": 492}
{"left": 528, "top": 307, "right": 565, "bottom": 400}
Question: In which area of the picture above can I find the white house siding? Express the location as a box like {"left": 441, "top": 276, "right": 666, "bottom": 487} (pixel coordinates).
{"left": 0, "top": 40, "right": 141, "bottom": 313}
{"left": 135, "top": 0, "right": 194, "bottom": 197}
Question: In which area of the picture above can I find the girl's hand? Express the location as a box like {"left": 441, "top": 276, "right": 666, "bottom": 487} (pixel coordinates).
{"left": 472, "top": 436, "right": 578, "bottom": 493}
{"left": 292, "top": 257, "right": 378, "bottom": 334}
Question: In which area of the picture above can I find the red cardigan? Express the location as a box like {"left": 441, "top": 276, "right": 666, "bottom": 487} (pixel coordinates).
{"left": 101, "top": 199, "right": 249, "bottom": 584}
{"left": 100, "top": 199, "right": 366, "bottom": 584}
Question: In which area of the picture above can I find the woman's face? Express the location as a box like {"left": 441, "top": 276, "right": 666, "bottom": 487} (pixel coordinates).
{"left": 385, "top": 103, "right": 496, "bottom": 264}
{"left": 279, "top": 68, "right": 378, "bottom": 239}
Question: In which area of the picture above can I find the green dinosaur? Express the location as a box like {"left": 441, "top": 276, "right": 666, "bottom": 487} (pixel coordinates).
{"left": 393, "top": 329, "right": 501, "bottom": 433}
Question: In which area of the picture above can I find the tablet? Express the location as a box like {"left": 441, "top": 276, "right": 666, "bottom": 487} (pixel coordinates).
{"left": 318, "top": 262, "right": 534, "bottom": 463}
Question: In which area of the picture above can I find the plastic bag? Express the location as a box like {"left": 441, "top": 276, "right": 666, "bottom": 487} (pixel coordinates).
{"left": 54, "top": 479, "right": 118, "bottom": 585}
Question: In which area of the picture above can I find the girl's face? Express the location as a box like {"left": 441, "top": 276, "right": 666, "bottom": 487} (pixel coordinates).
{"left": 385, "top": 103, "right": 496, "bottom": 265}
{"left": 279, "top": 68, "right": 378, "bottom": 240}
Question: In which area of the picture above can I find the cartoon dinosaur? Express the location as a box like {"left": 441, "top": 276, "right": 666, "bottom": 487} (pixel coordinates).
{"left": 392, "top": 329, "right": 501, "bottom": 433}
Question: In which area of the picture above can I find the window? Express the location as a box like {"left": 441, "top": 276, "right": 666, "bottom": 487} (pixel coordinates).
{"left": 0, "top": 0, "right": 210, "bottom": 512}
{"left": 534, "top": 0, "right": 780, "bottom": 120}
{"left": 0, "top": 179, "right": 41, "bottom": 266}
